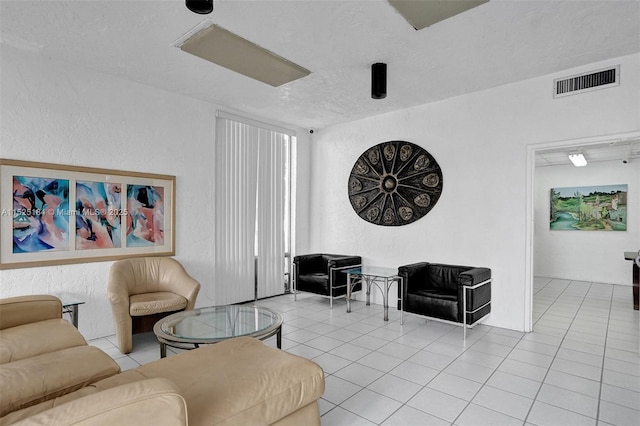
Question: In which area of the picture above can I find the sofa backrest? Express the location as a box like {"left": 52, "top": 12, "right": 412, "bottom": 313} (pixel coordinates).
{"left": 295, "top": 254, "right": 325, "bottom": 273}
{"left": 427, "top": 263, "right": 473, "bottom": 291}
{"left": 0, "top": 319, "right": 88, "bottom": 364}
{"left": 108, "top": 257, "right": 200, "bottom": 301}
{"left": 322, "top": 254, "right": 348, "bottom": 262}
{"left": 0, "top": 295, "right": 62, "bottom": 330}
{"left": 295, "top": 254, "right": 358, "bottom": 274}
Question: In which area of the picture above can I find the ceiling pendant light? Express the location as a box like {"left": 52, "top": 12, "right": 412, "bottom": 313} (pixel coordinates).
{"left": 186, "top": 0, "right": 213, "bottom": 14}
{"left": 371, "top": 63, "right": 387, "bottom": 99}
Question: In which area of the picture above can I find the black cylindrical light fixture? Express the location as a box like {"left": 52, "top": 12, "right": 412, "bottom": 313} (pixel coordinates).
{"left": 186, "top": 0, "right": 213, "bottom": 14}
{"left": 371, "top": 62, "right": 387, "bottom": 99}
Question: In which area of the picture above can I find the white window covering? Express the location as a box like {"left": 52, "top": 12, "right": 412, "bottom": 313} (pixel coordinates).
{"left": 214, "top": 114, "right": 290, "bottom": 303}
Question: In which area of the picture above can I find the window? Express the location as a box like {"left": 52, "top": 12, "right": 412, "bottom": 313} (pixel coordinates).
{"left": 214, "top": 112, "right": 293, "bottom": 302}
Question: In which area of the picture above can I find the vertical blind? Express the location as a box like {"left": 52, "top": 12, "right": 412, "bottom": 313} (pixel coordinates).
{"left": 214, "top": 114, "right": 290, "bottom": 303}
{"left": 256, "top": 129, "right": 287, "bottom": 298}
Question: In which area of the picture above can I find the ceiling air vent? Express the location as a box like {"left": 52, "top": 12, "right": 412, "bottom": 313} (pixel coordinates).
{"left": 553, "top": 66, "right": 619, "bottom": 98}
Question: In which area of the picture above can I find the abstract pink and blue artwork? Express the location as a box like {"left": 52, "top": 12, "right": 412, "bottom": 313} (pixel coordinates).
{"left": 13, "top": 176, "right": 70, "bottom": 253}
{"left": 76, "top": 181, "right": 123, "bottom": 249}
{"left": 126, "top": 185, "right": 165, "bottom": 247}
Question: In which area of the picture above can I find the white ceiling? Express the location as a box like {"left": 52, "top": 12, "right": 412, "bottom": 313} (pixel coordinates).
{"left": 1, "top": 0, "right": 639, "bottom": 132}
{"left": 535, "top": 137, "right": 640, "bottom": 167}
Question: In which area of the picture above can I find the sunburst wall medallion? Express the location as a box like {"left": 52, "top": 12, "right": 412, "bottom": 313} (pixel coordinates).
{"left": 348, "top": 141, "right": 443, "bottom": 226}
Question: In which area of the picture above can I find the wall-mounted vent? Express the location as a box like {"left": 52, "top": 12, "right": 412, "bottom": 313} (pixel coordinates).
{"left": 553, "top": 66, "right": 619, "bottom": 98}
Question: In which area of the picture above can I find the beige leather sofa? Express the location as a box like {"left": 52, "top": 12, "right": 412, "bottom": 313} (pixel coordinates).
{"left": 0, "top": 295, "right": 325, "bottom": 425}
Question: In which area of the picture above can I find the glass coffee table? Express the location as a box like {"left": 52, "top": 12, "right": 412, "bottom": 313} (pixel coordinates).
{"left": 153, "top": 305, "right": 283, "bottom": 358}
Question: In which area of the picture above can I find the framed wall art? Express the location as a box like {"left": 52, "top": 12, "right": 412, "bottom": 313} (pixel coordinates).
{"left": 1, "top": 159, "right": 175, "bottom": 269}
{"left": 550, "top": 184, "right": 627, "bottom": 231}
{"left": 348, "top": 141, "right": 443, "bottom": 226}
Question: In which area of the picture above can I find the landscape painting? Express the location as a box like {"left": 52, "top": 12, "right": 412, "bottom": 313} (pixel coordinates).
{"left": 550, "top": 184, "right": 627, "bottom": 231}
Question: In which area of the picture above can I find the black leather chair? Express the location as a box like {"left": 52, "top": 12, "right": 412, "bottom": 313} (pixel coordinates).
{"left": 293, "top": 254, "right": 362, "bottom": 308}
{"left": 398, "top": 262, "right": 491, "bottom": 336}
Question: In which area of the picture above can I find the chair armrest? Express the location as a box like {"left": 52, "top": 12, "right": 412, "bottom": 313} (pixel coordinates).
{"left": 11, "top": 378, "right": 188, "bottom": 426}
{"left": 107, "top": 266, "right": 134, "bottom": 353}
{"left": 328, "top": 256, "right": 361, "bottom": 289}
{"left": 397, "top": 262, "right": 429, "bottom": 295}
{"left": 327, "top": 256, "right": 362, "bottom": 270}
{"left": 458, "top": 268, "right": 491, "bottom": 287}
{"left": 0, "top": 295, "right": 62, "bottom": 330}
{"left": 457, "top": 268, "right": 492, "bottom": 322}
{"left": 160, "top": 261, "right": 201, "bottom": 311}
{"left": 107, "top": 268, "right": 132, "bottom": 314}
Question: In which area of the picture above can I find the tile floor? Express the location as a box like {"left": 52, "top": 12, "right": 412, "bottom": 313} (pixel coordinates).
{"left": 89, "top": 277, "right": 639, "bottom": 425}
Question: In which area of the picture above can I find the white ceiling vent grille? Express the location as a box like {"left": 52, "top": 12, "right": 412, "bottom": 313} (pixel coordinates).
{"left": 553, "top": 66, "right": 619, "bottom": 98}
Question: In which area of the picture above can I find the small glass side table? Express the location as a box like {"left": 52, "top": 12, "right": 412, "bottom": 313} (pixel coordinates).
{"left": 53, "top": 293, "right": 85, "bottom": 328}
{"left": 343, "top": 266, "right": 403, "bottom": 324}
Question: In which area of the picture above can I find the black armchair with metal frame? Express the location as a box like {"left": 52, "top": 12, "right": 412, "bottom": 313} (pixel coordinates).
{"left": 292, "top": 254, "right": 362, "bottom": 308}
{"left": 398, "top": 262, "right": 491, "bottom": 339}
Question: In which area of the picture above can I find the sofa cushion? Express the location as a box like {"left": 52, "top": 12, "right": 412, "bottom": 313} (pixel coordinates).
{"left": 0, "top": 319, "right": 87, "bottom": 364}
{"left": 405, "top": 293, "right": 459, "bottom": 323}
{"left": 147, "top": 338, "right": 324, "bottom": 425}
{"left": 10, "top": 378, "right": 187, "bottom": 426}
{"left": 0, "top": 346, "right": 120, "bottom": 417}
{"left": 129, "top": 292, "right": 187, "bottom": 316}
{"left": 0, "top": 337, "right": 324, "bottom": 426}
{"left": 114, "top": 337, "right": 324, "bottom": 426}
{"left": 414, "top": 288, "right": 457, "bottom": 301}
{"left": 297, "top": 273, "right": 330, "bottom": 294}
{"left": 269, "top": 402, "right": 319, "bottom": 426}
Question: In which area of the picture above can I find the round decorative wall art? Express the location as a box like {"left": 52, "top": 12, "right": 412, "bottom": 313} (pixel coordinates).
{"left": 348, "top": 141, "right": 443, "bottom": 226}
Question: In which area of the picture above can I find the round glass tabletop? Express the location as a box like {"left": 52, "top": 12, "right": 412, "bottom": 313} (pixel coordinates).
{"left": 153, "top": 305, "right": 283, "bottom": 347}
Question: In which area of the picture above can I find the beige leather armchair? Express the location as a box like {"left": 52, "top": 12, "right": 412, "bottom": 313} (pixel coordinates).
{"left": 107, "top": 257, "right": 200, "bottom": 354}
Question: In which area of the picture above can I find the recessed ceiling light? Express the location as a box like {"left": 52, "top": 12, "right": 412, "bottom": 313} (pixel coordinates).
{"left": 173, "top": 22, "right": 310, "bottom": 87}
{"left": 568, "top": 152, "right": 588, "bottom": 167}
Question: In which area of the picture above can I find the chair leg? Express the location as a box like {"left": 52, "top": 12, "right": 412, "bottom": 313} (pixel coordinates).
{"left": 293, "top": 263, "right": 298, "bottom": 301}
{"left": 463, "top": 286, "right": 467, "bottom": 341}
{"left": 329, "top": 266, "right": 335, "bottom": 309}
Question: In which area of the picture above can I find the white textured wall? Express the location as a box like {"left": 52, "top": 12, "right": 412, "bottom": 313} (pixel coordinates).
{"left": 1, "top": 45, "right": 310, "bottom": 340}
{"left": 534, "top": 161, "right": 640, "bottom": 284}
{"left": 0, "top": 46, "right": 221, "bottom": 339}
{"left": 2, "top": 45, "right": 638, "bottom": 337}
{"left": 308, "top": 54, "right": 640, "bottom": 331}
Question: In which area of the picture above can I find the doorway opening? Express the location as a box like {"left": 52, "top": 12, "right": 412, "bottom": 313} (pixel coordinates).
{"left": 525, "top": 131, "right": 640, "bottom": 331}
